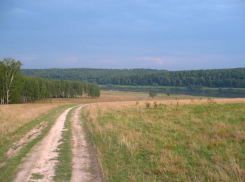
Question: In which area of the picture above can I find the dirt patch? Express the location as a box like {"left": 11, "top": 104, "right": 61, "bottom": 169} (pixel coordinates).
{"left": 0, "top": 121, "right": 47, "bottom": 168}
{"left": 71, "top": 105, "right": 102, "bottom": 182}
{"left": 14, "top": 107, "right": 73, "bottom": 182}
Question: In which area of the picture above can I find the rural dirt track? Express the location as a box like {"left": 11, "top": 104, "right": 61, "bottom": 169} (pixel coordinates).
{"left": 14, "top": 105, "right": 102, "bottom": 182}
{"left": 71, "top": 105, "right": 102, "bottom": 182}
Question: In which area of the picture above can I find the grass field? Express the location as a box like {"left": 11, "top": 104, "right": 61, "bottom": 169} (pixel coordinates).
{"left": 1, "top": 91, "right": 245, "bottom": 181}
{"left": 83, "top": 99, "right": 245, "bottom": 181}
{"left": 0, "top": 91, "right": 146, "bottom": 138}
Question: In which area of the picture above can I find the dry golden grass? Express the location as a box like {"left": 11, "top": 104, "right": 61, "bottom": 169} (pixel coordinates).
{"left": 0, "top": 91, "right": 146, "bottom": 138}
{"left": 0, "top": 104, "right": 59, "bottom": 137}
{"left": 83, "top": 97, "right": 245, "bottom": 181}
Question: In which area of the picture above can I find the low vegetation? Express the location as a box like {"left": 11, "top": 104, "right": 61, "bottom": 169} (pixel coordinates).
{"left": 83, "top": 100, "right": 245, "bottom": 181}
{"left": 54, "top": 107, "right": 76, "bottom": 181}
{"left": 0, "top": 57, "right": 100, "bottom": 104}
{"left": 0, "top": 105, "right": 74, "bottom": 181}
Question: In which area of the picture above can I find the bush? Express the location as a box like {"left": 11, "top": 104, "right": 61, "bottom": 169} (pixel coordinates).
{"left": 153, "top": 102, "right": 157, "bottom": 108}
{"left": 149, "top": 88, "right": 157, "bottom": 98}
{"left": 145, "top": 102, "right": 150, "bottom": 108}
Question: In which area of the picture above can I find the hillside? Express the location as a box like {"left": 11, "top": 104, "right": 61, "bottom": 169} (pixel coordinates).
{"left": 21, "top": 68, "right": 164, "bottom": 83}
{"left": 22, "top": 67, "right": 245, "bottom": 88}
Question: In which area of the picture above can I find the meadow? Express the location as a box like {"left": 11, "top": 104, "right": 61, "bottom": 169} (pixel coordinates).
{"left": 1, "top": 91, "right": 245, "bottom": 181}
{"left": 83, "top": 98, "right": 245, "bottom": 181}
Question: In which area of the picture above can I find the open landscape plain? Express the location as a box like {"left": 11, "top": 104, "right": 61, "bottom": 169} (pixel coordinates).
{"left": 0, "top": 91, "right": 245, "bottom": 182}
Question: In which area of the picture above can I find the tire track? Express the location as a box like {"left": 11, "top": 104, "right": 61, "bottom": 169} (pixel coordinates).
{"left": 14, "top": 107, "right": 74, "bottom": 182}
{"left": 71, "top": 105, "right": 102, "bottom": 182}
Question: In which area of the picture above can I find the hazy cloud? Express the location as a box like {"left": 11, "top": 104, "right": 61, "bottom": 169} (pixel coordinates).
{"left": 54, "top": 57, "right": 78, "bottom": 65}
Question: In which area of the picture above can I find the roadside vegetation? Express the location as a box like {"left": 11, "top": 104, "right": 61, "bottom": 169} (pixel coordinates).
{"left": 83, "top": 99, "right": 245, "bottom": 181}
{"left": 54, "top": 107, "right": 76, "bottom": 181}
{"left": 0, "top": 104, "right": 74, "bottom": 181}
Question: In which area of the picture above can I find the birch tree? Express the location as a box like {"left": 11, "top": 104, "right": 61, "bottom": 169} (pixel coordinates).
{"left": 0, "top": 57, "right": 22, "bottom": 104}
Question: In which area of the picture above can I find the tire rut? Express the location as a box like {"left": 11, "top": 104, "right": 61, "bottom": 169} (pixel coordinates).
{"left": 14, "top": 107, "right": 73, "bottom": 182}
{"left": 71, "top": 105, "right": 102, "bottom": 182}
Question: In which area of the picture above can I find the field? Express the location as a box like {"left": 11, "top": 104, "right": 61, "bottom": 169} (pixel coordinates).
{"left": 0, "top": 91, "right": 245, "bottom": 181}
{"left": 82, "top": 98, "right": 245, "bottom": 181}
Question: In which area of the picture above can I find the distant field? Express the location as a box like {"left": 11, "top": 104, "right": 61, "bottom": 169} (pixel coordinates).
{"left": 83, "top": 98, "right": 245, "bottom": 181}
{"left": 0, "top": 91, "right": 146, "bottom": 138}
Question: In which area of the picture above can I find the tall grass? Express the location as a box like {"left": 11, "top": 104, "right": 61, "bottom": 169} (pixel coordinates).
{"left": 0, "top": 91, "right": 146, "bottom": 138}
{"left": 83, "top": 101, "right": 245, "bottom": 181}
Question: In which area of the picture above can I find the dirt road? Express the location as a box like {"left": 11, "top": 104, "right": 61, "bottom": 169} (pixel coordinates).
{"left": 71, "top": 105, "right": 102, "bottom": 182}
{"left": 14, "top": 105, "right": 102, "bottom": 182}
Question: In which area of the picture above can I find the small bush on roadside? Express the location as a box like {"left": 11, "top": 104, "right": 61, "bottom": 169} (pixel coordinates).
{"left": 207, "top": 97, "right": 216, "bottom": 104}
{"left": 135, "top": 101, "right": 139, "bottom": 105}
{"left": 153, "top": 102, "right": 157, "bottom": 108}
{"left": 145, "top": 102, "right": 150, "bottom": 108}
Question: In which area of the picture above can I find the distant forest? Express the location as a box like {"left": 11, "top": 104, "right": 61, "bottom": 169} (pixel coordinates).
{"left": 1, "top": 58, "right": 100, "bottom": 104}
{"left": 21, "top": 68, "right": 164, "bottom": 83}
{"left": 22, "top": 68, "right": 245, "bottom": 88}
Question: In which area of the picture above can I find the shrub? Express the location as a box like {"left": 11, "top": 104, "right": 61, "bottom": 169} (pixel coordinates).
{"left": 153, "top": 102, "right": 157, "bottom": 108}
{"left": 145, "top": 102, "right": 150, "bottom": 108}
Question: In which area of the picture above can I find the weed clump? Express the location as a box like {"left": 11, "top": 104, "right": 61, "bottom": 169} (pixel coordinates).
{"left": 207, "top": 97, "right": 216, "bottom": 104}
{"left": 153, "top": 102, "right": 158, "bottom": 108}
{"left": 145, "top": 102, "right": 150, "bottom": 108}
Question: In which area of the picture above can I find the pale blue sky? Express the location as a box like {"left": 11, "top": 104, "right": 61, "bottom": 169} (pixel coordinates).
{"left": 0, "top": 0, "right": 245, "bottom": 70}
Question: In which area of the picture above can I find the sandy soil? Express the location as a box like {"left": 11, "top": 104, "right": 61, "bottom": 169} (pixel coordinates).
{"left": 14, "top": 107, "right": 73, "bottom": 182}
{"left": 0, "top": 121, "right": 47, "bottom": 169}
{"left": 71, "top": 105, "right": 102, "bottom": 182}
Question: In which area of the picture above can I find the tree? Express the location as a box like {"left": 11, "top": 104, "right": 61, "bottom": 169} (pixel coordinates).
{"left": 0, "top": 57, "right": 22, "bottom": 104}
{"left": 149, "top": 88, "right": 157, "bottom": 98}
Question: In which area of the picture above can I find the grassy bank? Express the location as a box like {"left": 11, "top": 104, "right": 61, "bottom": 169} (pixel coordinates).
{"left": 83, "top": 101, "right": 245, "bottom": 181}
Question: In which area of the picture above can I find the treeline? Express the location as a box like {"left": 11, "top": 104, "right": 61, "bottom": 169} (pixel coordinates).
{"left": 96, "top": 68, "right": 245, "bottom": 88}
{"left": 21, "top": 68, "right": 164, "bottom": 83}
{"left": 22, "top": 67, "right": 245, "bottom": 88}
{"left": 0, "top": 58, "right": 100, "bottom": 104}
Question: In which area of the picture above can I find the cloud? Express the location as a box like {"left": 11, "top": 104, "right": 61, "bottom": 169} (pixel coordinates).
{"left": 14, "top": 55, "right": 37, "bottom": 61}
{"left": 55, "top": 57, "right": 78, "bottom": 65}
{"left": 135, "top": 57, "right": 163, "bottom": 65}
{"left": 100, "top": 59, "right": 121, "bottom": 64}
{"left": 136, "top": 57, "right": 161, "bottom": 61}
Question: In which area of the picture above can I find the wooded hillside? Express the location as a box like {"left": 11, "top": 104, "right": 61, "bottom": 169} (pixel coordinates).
{"left": 21, "top": 68, "right": 164, "bottom": 83}
{"left": 22, "top": 67, "right": 245, "bottom": 88}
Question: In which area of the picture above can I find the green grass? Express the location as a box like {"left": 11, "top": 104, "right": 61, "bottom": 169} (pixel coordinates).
{"left": 30, "top": 173, "right": 44, "bottom": 180}
{"left": 84, "top": 102, "right": 245, "bottom": 181}
{"left": 53, "top": 106, "right": 76, "bottom": 182}
{"left": 0, "top": 104, "right": 75, "bottom": 182}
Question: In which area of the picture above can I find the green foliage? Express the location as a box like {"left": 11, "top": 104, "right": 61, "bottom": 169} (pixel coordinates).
{"left": 149, "top": 88, "right": 157, "bottom": 98}
{"left": 22, "top": 67, "right": 245, "bottom": 88}
{"left": 145, "top": 102, "right": 150, "bottom": 108}
{"left": 0, "top": 57, "right": 23, "bottom": 104}
{"left": 0, "top": 57, "right": 101, "bottom": 104}
{"left": 21, "top": 68, "right": 163, "bottom": 83}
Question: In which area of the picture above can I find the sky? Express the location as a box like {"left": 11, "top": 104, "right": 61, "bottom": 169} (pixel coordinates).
{"left": 0, "top": 0, "right": 245, "bottom": 70}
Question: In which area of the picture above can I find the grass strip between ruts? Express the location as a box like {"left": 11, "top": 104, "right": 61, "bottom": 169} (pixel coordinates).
{"left": 53, "top": 106, "right": 77, "bottom": 181}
